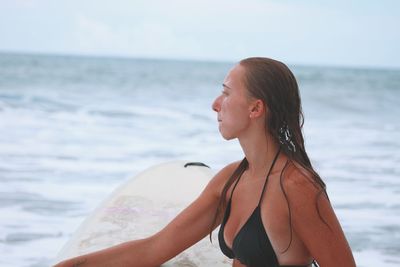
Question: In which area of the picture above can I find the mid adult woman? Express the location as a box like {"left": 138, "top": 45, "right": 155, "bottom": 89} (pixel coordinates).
{"left": 54, "top": 57, "right": 356, "bottom": 267}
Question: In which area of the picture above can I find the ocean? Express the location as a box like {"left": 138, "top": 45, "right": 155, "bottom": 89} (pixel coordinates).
{"left": 0, "top": 52, "right": 399, "bottom": 267}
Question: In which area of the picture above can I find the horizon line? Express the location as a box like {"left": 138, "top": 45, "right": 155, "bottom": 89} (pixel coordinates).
{"left": 1, "top": 49, "right": 398, "bottom": 72}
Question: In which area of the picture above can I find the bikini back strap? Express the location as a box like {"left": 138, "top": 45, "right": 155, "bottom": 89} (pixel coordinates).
{"left": 258, "top": 148, "right": 281, "bottom": 205}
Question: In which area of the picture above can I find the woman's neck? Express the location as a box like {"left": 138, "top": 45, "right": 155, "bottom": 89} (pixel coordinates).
{"left": 238, "top": 131, "right": 280, "bottom": 180}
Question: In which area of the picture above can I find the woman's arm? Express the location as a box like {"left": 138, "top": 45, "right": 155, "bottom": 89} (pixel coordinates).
{"left": 54, "top": 162, "right": 239, "bottom": 267}
{"left": 54, "top": 238, "right": 155, "bottom": 267}
{"left": 284, "top": 170, "right": 356, "bottom": 267}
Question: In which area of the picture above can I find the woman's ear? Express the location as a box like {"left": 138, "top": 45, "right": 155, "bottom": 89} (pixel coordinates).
{"left": 249, "top": 99, "right": 265, "bottom": 118}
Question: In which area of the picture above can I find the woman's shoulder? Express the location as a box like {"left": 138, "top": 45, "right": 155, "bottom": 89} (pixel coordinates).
{"left": 217, "top": 160, "right": 242, "bottom": 177}
{"left": 280, "top": 160, "right": 326, "bottom": 198}
{"left": 205, "top": 160, "right": 242, "bottom": 197}
{"left": 213, "top": 160, "right": 242, "bottom": 183}
{"left": 279, "top": 161, "right": 331, "bottom": 226}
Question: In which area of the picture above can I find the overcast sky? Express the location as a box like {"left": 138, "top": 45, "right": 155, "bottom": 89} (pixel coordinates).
{"left": 0, "top": 0, "right": 399, "bottom": 68}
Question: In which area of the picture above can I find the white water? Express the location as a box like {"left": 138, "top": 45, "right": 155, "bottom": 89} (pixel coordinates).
{"left": 0, "top": 53, "right": 399, "bottom": 266}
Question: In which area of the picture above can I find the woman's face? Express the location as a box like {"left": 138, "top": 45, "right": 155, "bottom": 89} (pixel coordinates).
{"left": 212, "top": 64, "right": 254, "bottom": 140}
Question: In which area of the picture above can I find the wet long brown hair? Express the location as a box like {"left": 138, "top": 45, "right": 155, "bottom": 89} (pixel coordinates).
{"left": 209, "top": 57, "right": 329, "bottom": 252}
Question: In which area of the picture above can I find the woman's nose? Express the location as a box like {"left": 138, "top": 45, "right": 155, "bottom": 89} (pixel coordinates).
{"left": 212, "top": 95, "right": 221, "bottom": 112}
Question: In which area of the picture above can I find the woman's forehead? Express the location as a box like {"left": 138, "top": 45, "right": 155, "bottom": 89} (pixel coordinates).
{"left": 223, "top": 64, "right": 246, "bottom": 89}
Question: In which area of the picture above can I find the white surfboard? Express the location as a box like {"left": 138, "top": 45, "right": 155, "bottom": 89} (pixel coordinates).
{"left": 56, "top": 161, "right": 232, "bottom": 266}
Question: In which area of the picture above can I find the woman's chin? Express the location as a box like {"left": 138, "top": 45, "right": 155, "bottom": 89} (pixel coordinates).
{"left": 219, "top": 131, "right": 235, "bottom": 141}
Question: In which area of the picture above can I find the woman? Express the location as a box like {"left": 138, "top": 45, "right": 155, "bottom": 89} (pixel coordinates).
{"left": 55, "top": 57, "right": 356, "bottom": 267}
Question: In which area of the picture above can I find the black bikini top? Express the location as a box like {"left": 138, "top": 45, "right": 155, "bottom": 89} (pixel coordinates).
{"left": 218, "top": 149, "right": 315, "bottom": 267}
